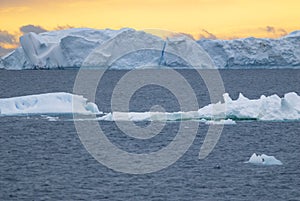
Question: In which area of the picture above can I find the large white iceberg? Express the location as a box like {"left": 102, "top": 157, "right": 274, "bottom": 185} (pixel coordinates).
{"left": 1, "top": 28, "right": 300, "bottom": 69}
{"left": 0, "top": 92, "right": 100, "bottom": 116}
{"left": 0, "top": 28, "right": 192, "bottom": 70}
{"left": 246, "top": 153, "right": 283, "bottom": 165}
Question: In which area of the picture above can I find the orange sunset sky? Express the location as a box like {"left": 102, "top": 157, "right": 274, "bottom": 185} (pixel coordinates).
{"left": 0, "top": 0, "right": 300, "bottom": 55}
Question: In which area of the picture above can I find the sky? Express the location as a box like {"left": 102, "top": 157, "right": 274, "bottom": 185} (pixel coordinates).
{"left": 0, "top": 0, "right": 300, "bottom": 55}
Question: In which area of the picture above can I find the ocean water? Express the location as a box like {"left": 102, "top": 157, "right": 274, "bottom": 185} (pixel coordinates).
{"left": 0, "top": 69, "right": 300, "bottom": 200}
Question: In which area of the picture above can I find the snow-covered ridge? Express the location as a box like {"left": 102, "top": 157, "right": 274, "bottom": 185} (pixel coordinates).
{"left": 0, "top": 92, "right": 100, "bottom": 116}
{"left": 1, "top": 28, "right": 300, "bottom": 69}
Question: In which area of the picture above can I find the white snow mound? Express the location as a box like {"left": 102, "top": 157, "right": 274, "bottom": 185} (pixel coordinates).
{"left": 0, "top": 92, "right": 100, "bottom": 116}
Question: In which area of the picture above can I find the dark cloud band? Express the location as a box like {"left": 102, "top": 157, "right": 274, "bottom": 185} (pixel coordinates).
{"left": 0, "top": 30, "right": 16, "bottom": 44}
{"left": 20, "top": 24, "right": 47, "bottom": 34}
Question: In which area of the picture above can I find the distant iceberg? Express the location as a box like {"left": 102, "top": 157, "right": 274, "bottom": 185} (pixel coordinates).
{"left": 205, "top": 119, "right": 236, "bottom": 125}
{"left": 246, "top": 153, "right": 283, "bottom": 165}
{"left": 1, "top": 28, "right": 300, "bottom": 69}
{"left": 98, "top": 92, "right": 300, "bottom": 122}
{"left": 0, "top": 92, "right": 100, "bottom": 116}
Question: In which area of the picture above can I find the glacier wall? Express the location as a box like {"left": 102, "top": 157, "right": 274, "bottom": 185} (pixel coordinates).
{"left": 1, "top": 28, "right": 300, "bottom": 69}
{"left": 198, "top": 31, "right": 300, "bottom": 68}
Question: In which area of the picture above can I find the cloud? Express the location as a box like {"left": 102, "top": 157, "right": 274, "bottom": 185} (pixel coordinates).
{"left": 0, "top": 0, "right": 65, "bottom": 7}
{"left": 262, "top": 26, "right": 288, "bottom": 37}
{"left": 0, "top": 30, "right": 16, "bottom": 44}
{"left": 227, "top": 36, "right": 239, "bottom": 40}
{"left": 178, "top": 33, "right": 195, "bottom": 40}
{"left": 55, "top": 25, "right": 74, "bottom": 30}
{"left": 169, "top": 32, "right": 195, "bottom": 40}
{"left": 20, "top": 24, "right": 47, "bottom": 34}
{"left": 198, "top": 29, "right": 217, "bottom": 39}
{"left": 278, "top": 28, "right": 288, "bottom": 36}
{"left": 265, "top": 26, "right": 276, "bottom": 33}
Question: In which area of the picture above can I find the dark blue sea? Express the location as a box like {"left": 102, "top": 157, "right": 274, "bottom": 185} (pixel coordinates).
{"left": 0, "top": 69, "right": 300, "bottom": 200}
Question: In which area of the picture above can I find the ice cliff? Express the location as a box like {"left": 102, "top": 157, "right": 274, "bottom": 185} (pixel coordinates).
{"left": 1, "top": 28, "right": 300, "bottom": 69}
{"left": 198, "top": 31, "right": 300, "bottom": 68}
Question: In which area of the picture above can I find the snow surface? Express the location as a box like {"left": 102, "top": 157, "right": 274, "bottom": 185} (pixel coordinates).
{"left": 246, "top": 153, "right": 283, "bottom": 165}
{"left": 1, "top": 28, "right": 300, "bottom": 69}
{"left": 0, "top": 92, "right": 100, "bottom": 116}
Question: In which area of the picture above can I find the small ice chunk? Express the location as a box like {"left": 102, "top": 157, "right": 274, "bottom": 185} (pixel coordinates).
{"left": 205, "top": 119, "right": 236, "bottom": 125}
{"left": 246, "top": 153, "right": 283, "bottom": 165}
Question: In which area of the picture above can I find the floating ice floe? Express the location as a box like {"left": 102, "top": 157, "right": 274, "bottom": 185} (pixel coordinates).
{"left": 205, "top": 119, "right": 236, "bottom": 125}
{"left": 246, "top": 153, "right": 283, "bottom": 165}
{"left": 1, "top": 92, "right": 300, "bottom": 124}
{"left": 98, "top": 111, "right": 201, "bottom": 122}
{"left": 41, "top": 115, "right": 60, "bottom": 122}
{"left": 0, "top": 92, "right": 100, "bottom": 116}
